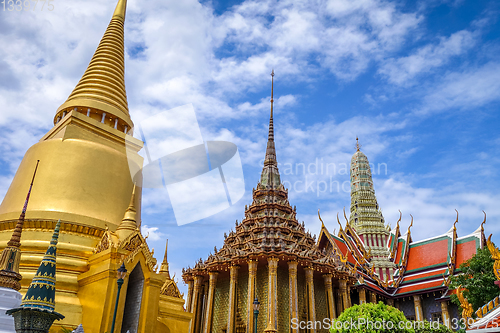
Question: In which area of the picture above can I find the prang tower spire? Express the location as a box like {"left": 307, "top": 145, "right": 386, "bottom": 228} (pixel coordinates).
{"left": 349, "top": 138, "right": 395, "bottom": 280}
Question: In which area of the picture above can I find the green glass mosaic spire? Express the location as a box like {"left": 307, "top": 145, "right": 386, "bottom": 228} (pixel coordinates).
{"left": 349, "top": 139, "right": 395, "bottom": 281}
{"left": 349, "top": 139, "right": 385, "bottom": 233}
{"left": 20, "top": 220, "right": 61, "bottom": 311}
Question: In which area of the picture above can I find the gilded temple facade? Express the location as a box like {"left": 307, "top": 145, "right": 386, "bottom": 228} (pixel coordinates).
{"left": 182, "top": 74, "right": 357, "bottom": 333}
{"left": 0, "top": 0, "right": 189, "bottom": 331}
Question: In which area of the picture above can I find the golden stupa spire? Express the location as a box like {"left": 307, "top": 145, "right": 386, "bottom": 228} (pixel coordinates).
{"left": 356, "top": 136, "right": 361, "bottom": 151}
{"left": 55, "top": 0, "right": 132, "bottom": 130}
{"left": 116, "top": 183, "right": 137, "bottom": 240}
{"left": 159, "top": 239, "right": 171, "bottom": 279}
{"left": 0, "top": 160, "right": 39, "bottom": 290}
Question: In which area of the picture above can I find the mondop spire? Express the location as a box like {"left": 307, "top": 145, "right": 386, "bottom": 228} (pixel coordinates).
{"left": 260, "top": 70, "right": 281, "bottom": 189}
{"left": 55, "top": 0, "right": 133, "bottom": 130}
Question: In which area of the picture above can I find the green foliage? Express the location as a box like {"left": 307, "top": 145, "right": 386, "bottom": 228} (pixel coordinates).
{"left": 449, "top": 246, "right": 498, "bottom": 313}
{"left": 329, "top": 302, "right": 453, "bottom": 333}
{"left": 329, "top": 302, "right": 410, "bottom": 333}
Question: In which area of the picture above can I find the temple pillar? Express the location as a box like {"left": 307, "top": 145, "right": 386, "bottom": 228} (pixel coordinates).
{"left": 339, "top": 279, "right": 349, "bottom": 312}
{"left": 289, "top": 261, "right": 299, "bottom": 333}
{"left": 441, "top": 301, "right": 451, "bottom": 328}
{"left": 413, "top": 295, "right": 424, "bottom": 321}
{"left": 336, "top": 289, "right": 343, "bottom": 315}
{"left": 265, "top": 257, "right": 279, "bottom": 333}
{"left": 323, "top": 274, "right": 336, "bottom": 320}
{"left": 196, "top": 284, "right": 206, "bottom": 333}
{"left": 203, "top": 272, "right": 218, "bottom": 333}
{"left": 371, "top": 291, "right": 377, "bottom": 304}
{"left": 227, "top": 265, "right": 240, "bottom": 333}
{"left": 186, "top": 280, "right": 194, "bottom": 312}
{"left": 359, "top": 288, "right": 366, "bottom": 304}
{"left": 305, "top": 266, "right": 316, "bottom": 333}
{"left": 189, "top": 276, "right": 203, "bottom": 333}
{"left": 247, "top": 259, "right": 258, "bottom": 333}
{"left": 347, "top": 285, "right": 352, "bottom": 308}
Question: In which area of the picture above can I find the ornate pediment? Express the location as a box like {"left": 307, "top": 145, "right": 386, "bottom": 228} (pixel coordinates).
{"left": 93, "top": 228, "right": 119, "bottom": 254}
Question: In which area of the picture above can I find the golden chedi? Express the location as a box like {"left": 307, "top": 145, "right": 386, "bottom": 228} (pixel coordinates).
{"left": 0, "top": 0, "right": 189, "bottom": 331}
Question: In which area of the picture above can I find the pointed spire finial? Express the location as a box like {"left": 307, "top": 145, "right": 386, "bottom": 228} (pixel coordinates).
{"left": 356, "top": 137, "right": 361, "bottom": 151}
{"left": 159, "top": 239, "right": 171, "bottom": 278}
{"left": 0, "top": 160, "right": 40, "bottom": 290}
{"left": 55, "top": 0, "right": 132, "bottom": 130}
{"left": 116, "top": 183, "right": 138, "bottom": 240}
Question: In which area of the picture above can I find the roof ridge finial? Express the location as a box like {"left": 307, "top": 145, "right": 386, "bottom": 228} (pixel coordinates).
{"left": 356, "top": 136, "right": 361, "bottom": 152}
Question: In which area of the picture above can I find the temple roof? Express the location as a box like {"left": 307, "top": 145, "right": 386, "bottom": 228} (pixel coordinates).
{"left": 183, "top": 74, "right": 354, "bottom": 281}
{"left": 318, "top": 213, "right": 486, "bottom": 298}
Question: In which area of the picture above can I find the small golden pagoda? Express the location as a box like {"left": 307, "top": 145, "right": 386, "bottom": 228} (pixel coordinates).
{"left": 0, "top": 0, "right": 190, "bottom": 331}
{"left": 182, "top": 72, "right": 357, "bottom": 333}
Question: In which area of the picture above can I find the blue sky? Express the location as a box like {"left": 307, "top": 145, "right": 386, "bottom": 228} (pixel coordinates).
{"left": 1, "top": 0, "right": 500, "bottom": 297}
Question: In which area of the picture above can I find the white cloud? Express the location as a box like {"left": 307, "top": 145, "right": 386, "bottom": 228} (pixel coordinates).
{"left": 141, "top": 224, "right": 164, "bottom": 241}
{"left": 419, "top": 61, "right": 500, "bottom": 114}
{"left": 379, "top": 29, "right": 477, "bottom": 85}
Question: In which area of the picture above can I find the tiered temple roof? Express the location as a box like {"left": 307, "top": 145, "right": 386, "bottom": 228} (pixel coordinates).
{"left": 319, "top": 202, "right": 486, "bottom": 299}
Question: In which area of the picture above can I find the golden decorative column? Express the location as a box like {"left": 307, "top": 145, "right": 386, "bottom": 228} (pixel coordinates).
{"left": 305, "top": 266, "right": 317, "bottom": 333}
{"left": 359, "top": 288, "right": 366, "bottom": 304}
{"left": 203, "top": 272, "right": 218, "bottom": 333}
{"left": 247, "top": 260, "right": 258, "bottom": 333}
{"left": 189, "top": 276, "right": 203, "bottom": 333}
{"left": 289, "top": 261, "right": 299, "bottom": 333}
{"left": 323, "top": 274, "right": 336, "bottom": 320}
{"left": 227, "top": 265, "right": 240, "bottom": 333}
{"left": 413, "top": 295, "right": 424, "bottom": 321}
{"left": 339, "top": 279, "right": 349, "bottom": 312}
{"left": 265, "top": 257, "right": 279, "bottom": 333}
{"left": 186, "top": 280, "right": 194, "bottom": 312}
{"left": 441, "top": 301, "right": 451, "bottom": 328}
{"left": 336, "top": 289, "right": 343, "bottom": 315}
{"left": 371, "top": 291, "right": 377, "bottom": 304}
{"left": 347, "top": 285, "right": 352, "bottom": 308}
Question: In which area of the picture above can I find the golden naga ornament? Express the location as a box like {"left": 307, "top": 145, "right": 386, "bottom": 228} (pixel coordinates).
{"left": 457, "top": 285, "right": 475, "bottom": 327}
{"left": 487, "top": 234, "right": 500, "bottom": 281}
